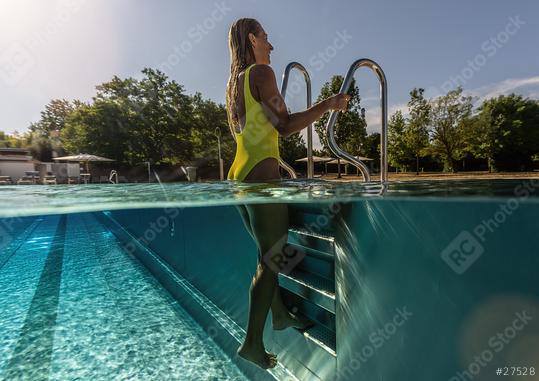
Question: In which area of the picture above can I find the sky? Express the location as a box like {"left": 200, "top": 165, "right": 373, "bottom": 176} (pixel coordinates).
{"left": 1, "top": 0, "right": 538, "bottom": 149}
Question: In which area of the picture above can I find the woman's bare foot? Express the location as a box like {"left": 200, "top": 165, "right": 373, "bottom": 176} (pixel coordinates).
{"left": 272, "top": 312, "right": 314, "bottom": 331}
{"left": 237, "top": 343, "right": 277, "bottom": 369}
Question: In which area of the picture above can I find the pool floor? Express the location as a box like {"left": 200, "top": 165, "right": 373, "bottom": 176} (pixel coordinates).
{"left": 0, "top": 213, "right": 248, "bottom": 381}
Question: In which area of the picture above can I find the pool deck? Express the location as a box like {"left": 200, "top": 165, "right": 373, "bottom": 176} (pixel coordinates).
{"left": 319, "top": 171, "right": 539, "bottom": 182}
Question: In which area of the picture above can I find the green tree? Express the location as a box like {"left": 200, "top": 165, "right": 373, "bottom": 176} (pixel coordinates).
{"left": 26, "top": 99, "right": 77, "bottom": 159}
{"left": 429, "top": 87, "right": 473, "bottom": 172}
{"left": 279, "top": 132, "right": 307, "bottom": 166}
{"left": 94, "top": 68, "right": 194, "bottom": 164}
{"left": 314, "top": 76, "right": 367, "bottom": 156}
{"left": 363, "top": 132, "right": 380, "bottom": 171}
{"left": 0, "top": 131, "right": 27, "bottom": 148}
{"left": 405, "top": 88, "right": 430, "bottom": 174}
{"left": 62, "top": 68, "right": 198, "bottom": 166}
{"left": 465, "top": 94, "right": 539, "bottom": 171}
{"left": 462, "top": 112, "right": 497, "bottom": 172}
{"left": 388, "top": 110, "right": 410, "bottom": 171}
{"left": 62, "top": 100, "right": 132, "bottom": 163}
{"left": 30, "top": 99, "right": 75, "bottom": 135}
{"left": 190, "top": 93, "right": 235, "bottom": 165}
{"left": 27, "top": 128, "right": 54, "bottom": 162}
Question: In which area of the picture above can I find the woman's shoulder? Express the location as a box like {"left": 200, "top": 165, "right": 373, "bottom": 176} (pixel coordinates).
{"left": 251, "top": 63, "right": 273, "bottom": 73}
{"left": 251, "top": 64, "right": 275, "bottom": 84}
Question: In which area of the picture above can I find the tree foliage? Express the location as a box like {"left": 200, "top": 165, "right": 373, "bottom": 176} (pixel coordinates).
{"left": 388, "top": 110, "right": 409, "bottom": 171}
{"left": 189, "top": 93, "right": 235, "bottom": 165}
{"left": 314, "top": 76, "right": 367, "bottom": 156}
{"left": 465, "top": 94, "right": 539, "bottom": 171}
{"left": 58, "top": 68, "right": 234, "bottom": 167}
{"left": 364, "top": 132, "right": 381, "bottom": 171}
{"left": 3, "top": 70, "right": 539, "bottom": 177}
{"left": 429, "top": 87, "right": 473, "bottom": 172}
{"left": 0, "top": 131, "right": 27, "bottom": 148}
{"left": 280, "top": 133, "right": 307, "bottom": 166}
{"left": 406, "top": 88, "right": 430, "bottom": 173}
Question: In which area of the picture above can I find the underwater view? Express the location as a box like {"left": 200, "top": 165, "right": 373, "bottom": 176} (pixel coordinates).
{"left": 1, "top": 0, "right": 538, "bottom": 380}
{"left": 1, "top": 180, "right": 538, "bottom": 380}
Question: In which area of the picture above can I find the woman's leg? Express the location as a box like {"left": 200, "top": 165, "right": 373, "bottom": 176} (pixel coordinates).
{"left": 235, "top": 204, "right": 311, "bottom": 330}
{"left": 237, "top": 203, "right": 292, "bottom": 369}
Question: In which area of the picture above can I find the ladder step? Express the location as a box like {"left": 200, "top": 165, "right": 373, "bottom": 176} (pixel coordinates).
{"left": 288, "top": 228, "right": 335, "bottom": 258}
{"left": 295, "top": 252, "right": 334, "bottom": 282}
{"left": 302, "top": 322, "right": 336, "bottom": 357}
{"left": 273, "top": 308, "right": 336, "bottom": 380}
{"left": 288, "top": 208, "right": 336, "bottom": 235}
{"left": 286, "top": 241, "right": 334, "bottom": 264}
{"left": 279, "top": 269, "right": 335, "bottom": 314}
{"left": 280, "top": 288, "right": 335, "bottom": 332}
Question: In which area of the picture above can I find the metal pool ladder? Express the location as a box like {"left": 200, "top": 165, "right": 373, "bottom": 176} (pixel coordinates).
{"left": 325, "top": 58, "right": 388, "bottom": 184}
{"left": 109, "top": 170, "right": 118, "bottom": 184}
{"left": 279, "top": 62, "right": 313, "bottom": 179}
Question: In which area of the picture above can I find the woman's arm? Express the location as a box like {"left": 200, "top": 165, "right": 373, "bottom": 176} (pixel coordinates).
{"left": 253, "top": 65, "right": 350, "bottom": 138}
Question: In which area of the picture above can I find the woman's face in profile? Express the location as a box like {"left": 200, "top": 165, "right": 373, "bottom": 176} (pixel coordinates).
{"left": 251, "top": 26, "right": 273, "bottom": 65}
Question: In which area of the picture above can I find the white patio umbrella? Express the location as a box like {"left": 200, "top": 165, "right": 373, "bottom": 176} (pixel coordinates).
{"left": 325, "top": 156, "right": 373, "bottom": 165}
{"left": 54, "top": 153, "right": 115, "bottom": 173}
{"left": 294, "top": 156, "right": 334, "bottom": 163}
{"left": 326, "top": 156, "right": 373, "bottom": 177}
{"left": 295, "top": 156, "right": 334, "bottom": 176}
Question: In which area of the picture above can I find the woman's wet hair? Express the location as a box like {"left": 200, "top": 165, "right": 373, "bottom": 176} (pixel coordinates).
{"left": 225, "top": 18, "right": 262, "bottom": 137}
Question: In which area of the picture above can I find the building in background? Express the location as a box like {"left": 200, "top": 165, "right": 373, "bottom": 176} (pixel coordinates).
{"left": 0, "top": 148, "right": 37, "bottom": 182}
{"left": 0, "top": 148, "right": 80, "bottom": 184}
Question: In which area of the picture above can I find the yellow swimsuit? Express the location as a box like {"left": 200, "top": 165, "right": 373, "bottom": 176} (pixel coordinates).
{"left": 227, "top": 64, "right": 280, "bottom": 181}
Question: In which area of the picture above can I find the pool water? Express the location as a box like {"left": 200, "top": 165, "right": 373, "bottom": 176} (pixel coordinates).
{"left": 1, "top": 179, "right": 537, "bottom": 218}
{"left": 1, "top": 178, "right": 539, "bottom": 381}
{"left": 0, "top": 212, "right": 248, "bottom": 381}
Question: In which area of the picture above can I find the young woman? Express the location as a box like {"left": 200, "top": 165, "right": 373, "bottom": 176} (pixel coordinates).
{"left": 225, "top": 18, "right": 350, "bottom": 369}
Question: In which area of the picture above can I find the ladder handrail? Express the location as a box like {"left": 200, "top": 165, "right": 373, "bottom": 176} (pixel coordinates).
{"left": 278, "top": 157, "right": 298, "bottom": 179}
{"left": 109, "top": 169, "right": 118, "bottom": 184}
{"left": 280, "top": 62, "right": 313, "bottom": 179}
{"left": 325, "top": 58, "right": 388, "bottom": 184}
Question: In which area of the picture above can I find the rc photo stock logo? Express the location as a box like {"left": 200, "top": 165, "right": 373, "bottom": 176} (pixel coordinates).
{"left": 263, "top": 237, "right": 306, "bottom": 275}
{"left": 441, "top": 231, "right": 485, "bottom": 275}
{"left": 0, "top": 42, "right": 35, "bottom": 87}
{"left": 0, "top": 0, "right": 88, "bottom": 87}
{"left": 441, "top": 179, "right": 539, "bottom": 274}
{"left": 424, "top": 15, "right": 525, "bottom": 98}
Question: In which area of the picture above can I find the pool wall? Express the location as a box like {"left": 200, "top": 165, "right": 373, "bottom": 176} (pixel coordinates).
{"left": 0, "top": 215, "right": 41, "bottom": 265}
{"left": 334, "top": 199, "right": 539, "bottom": 380}
{"left": 99, "top": 206, "right": 285, "bottom": 381}
{"left": 102, "top": 198, "right": 539, "bottom": 381}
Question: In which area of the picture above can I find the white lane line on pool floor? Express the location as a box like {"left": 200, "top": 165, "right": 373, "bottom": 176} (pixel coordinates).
{"left": 48, "top": 212, "right": 249, "bottom": 381}
{"left": 1, "top": 215, "right": 66, "bottom": 380}
{"left": 0, "top": 218, "right": 43, "bottom": 271}
{"left": 0, "top": 216, "right": 56, "bottom": 379}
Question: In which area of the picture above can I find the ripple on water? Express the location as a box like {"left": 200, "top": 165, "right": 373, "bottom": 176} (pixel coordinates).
{"left": 0, "top": 178, "right": 538, "bottom": 217}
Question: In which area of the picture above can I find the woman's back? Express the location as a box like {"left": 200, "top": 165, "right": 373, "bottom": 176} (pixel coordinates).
{"left": 227, "top": 64, "right": 280, "bottom": 182}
